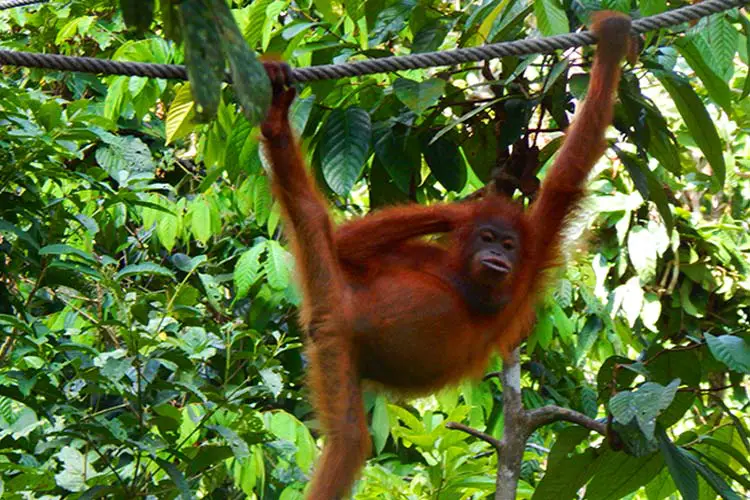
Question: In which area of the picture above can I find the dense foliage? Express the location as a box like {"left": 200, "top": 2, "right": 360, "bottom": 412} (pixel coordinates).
{"left": 0, "top": 0, "right": 748, "bottom": 498}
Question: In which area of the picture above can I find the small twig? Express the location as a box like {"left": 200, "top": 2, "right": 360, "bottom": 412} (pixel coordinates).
{"left": 526, "top": 442, "right": 551, "bottom": 454}
{"left": 678, "top": 385, "right": 733, "bottom": 394}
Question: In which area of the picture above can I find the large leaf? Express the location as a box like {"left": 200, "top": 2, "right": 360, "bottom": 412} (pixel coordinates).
{"left": 702, "top": 14, "right": 739, "bottom": 80}
{"left": 234, "top": 244, "right": 266, "bottom": 300}
{"left": 95, "top": 133, "right": 155, "bottom": 188}
{"left": 265, "top": 240, "right": 292, "bottom": 290}
{"left": 422, "top": 133, "right": 467, "bottom": 191}
{"left": 584, "top": 450, "right": 664, "bottom": 500}
{"left": 532, "top": 428, "right": 597, "bottom": 499}
{"left": 534, "top": 0, "right": 568, "bottom": 36}
{"left": 166, "top": 84, "right": 196, "bottom": 145}
{"left": 609, "top": 379, "right": 680, "bottom": 439}
{"left": 319, "top": 108, "right": 372, "bottom": 195}
{"left": 373, "top": 125, "right": 420, "bottom": 193}
{"left": 244, "top": 0, "right": 275, "bottom": 46}
{"left": 705, "top": 334, "right": 750, "bottom": 374}
{"left": 675, "top": 39, "right": 732, "bottom": 115}
{"left": 656, "top": 72, "right": 726, "bottom": 191}
{"left": 628, "top": 225, "right": 658, "bottom": 282}
{"left": 190, "top": 195, "right": 213, "bottom": 244}
{"left": 393, "top": 78, "right": 446, "bottom": 115}
{"left": 116, "top": 263, "right": 176, "bottom": 281}
{"left": 39, "top": 244, "right": 96, "bottom": 264}
{"left": 657, "top": 427, "right": 699, "bottom": 500}
{"left": 155, "top": 458, "right": 195, "bottom": 500}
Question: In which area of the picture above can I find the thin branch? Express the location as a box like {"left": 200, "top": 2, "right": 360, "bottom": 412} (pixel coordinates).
{"left": 525, "top": 405, "right": 606, "bottom": 436}
{"left": 446, "top": 421, "right": 503, "bottom": 451}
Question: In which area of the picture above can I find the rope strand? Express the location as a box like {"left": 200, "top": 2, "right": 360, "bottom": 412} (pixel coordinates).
{"left": 0, "top": 0, "right": 47, "bottom": 9}
{"left": 0, "top": 0, "right": 744, "bottom": 82}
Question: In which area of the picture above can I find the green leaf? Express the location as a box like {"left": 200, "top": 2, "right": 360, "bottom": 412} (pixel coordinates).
{"left": 477, "top": 0, "right": 511, "bottom": 42}
{"left": 373, "top": 125, "right": 419, "bottom": 193}
{"left": 224, "top": 119, "right": 254, "bottom": 180}
{"left": 640, "top": 0, "right": 666, "bottom": 16}
{"left": 116, "top": 263, "right": 176, "bottom": 281}
{"left": 532, "top": 429, "right": 596, "bottom": 499}
{"left": 422, "top": 134, "right": 467, "bottom": 191}
{"left": 253, "top": 176, "right": 273, "bottom": 226}
{"left": 676, "top": 39, "right": 732, "bottom": 115}
{"left": 584, "top": 450, "right": 665, "bottom": 500}
{"left": 156, "top": 207, "right": 180, "bottom": 251}
{"left": 179, "top": 0, "right": 224, "bottom": 121}
{"left": 740, "top": 17, "right": 750, "bottom": 99}
{"left": 265, "top": 240, "right": 292, "bottom": 290}
{"left": 244, "top": 0, "right": 275, "bottom": 46}
{"left": 412, "top": 19, "right": 450, "bottom": 53}
{"left": 154, "top": 458, "right": 195, "bottom": 500}
{"left": 703, "top": 14, "right": 739, "bottom": 80}
{"left": 601, "top": 0, "right": 629, "bottom": 13}
{"left": 260, "top": 367, "right": 284, "bottom": 397}
{"left": 646, "top": 467, "right": 677, "bottom": 500}
{"left": 95, "top": 133, "right": 155, "bottom": 188}
{"left": 345, "top": 0, "right": 365, "bottom": 21}
{"left": 641, "top": 293, "right": 662, "bottom": 333}
{"left": 628, "top": 225, "right": 658, "bottom": 282}
{"left": 657, "top": 427, "right": 699, "bottom": 500}
{"left": 208, "top": 424, "right": 250, "bottom": 459}
{"left": 534, "top": 0, "right": 569, "bottom": 36}
{"left": 209, "top": 0, "right": 271, "bottom": 124}
{"left": 234, "top": 244, "right": 266, "bottom": 300}
{"left": 550, "top": 302, "right": 573, "bottom": 342}
{"left": 166, "top": 84, "right": 196, "bottom": 145}
{"left": 529, "top": 310, "right": 553, "bottom": 351}
{"left": 372, "top": 395, "right": 390, "bottom": 454}
{"left": 610, "top": 380, "right": 680, "bottom": 439}
{"left": 0, "top": 314, "right": 32, "bottom": 333}
{"left": 0, "top": 220, "right": 39, "bottom": 249}
{"left": 39, "top": 244, "right": 97, "bottom": 264}
{"left": 705, "top": 334, "right": 750, "bottom": 374}
{"left": 369, "top": 157, "right": 410, "bottom": 209}
{"left": 261, "top": 1, "right": 285, "bottom": 51}
{"left": 700, "top": 437, "right": 750, "bottom": 476}
{"left": 54, "top": 447, "right": 94, "bottom": 493}
{"left": 655, "top": 72, "right": 726, "bottom": 191}
{"left": 290, "top": 95, "right": 315, "bottom": 136}
{"left": 172, "top": 253, "right": 206, "bottom": 273}
{"left": 319, "top": 108, "right": 372, "bottom": 195}
{"left": 199, "top": 272, "right": 223, "bottom": 310}
{"left": 687, "top": 449, "right": 746, "bottom": 498}
{"left": 393, "top": 78, "right": 446, "bottom": 115}
{"left": 190, "top": 195, "right": 212, "bottom": 245}
{"left": 104, "top": 76, "right": 127, "bottom": 121}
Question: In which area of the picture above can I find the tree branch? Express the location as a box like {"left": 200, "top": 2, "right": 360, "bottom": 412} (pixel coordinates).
{"left": 446, "top": 421, "right": 502, "bottom": 451}
{"left": 526, "top": 405, "right": 606, "bottom": 436}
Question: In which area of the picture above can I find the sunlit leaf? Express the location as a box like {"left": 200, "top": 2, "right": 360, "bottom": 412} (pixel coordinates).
{"left": 534, "top": 0, "right": 568, "bottom": 36}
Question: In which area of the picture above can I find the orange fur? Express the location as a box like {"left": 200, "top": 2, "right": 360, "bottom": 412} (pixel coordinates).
{"left": 260, "top": 12, "right": 633, "bottom": 499}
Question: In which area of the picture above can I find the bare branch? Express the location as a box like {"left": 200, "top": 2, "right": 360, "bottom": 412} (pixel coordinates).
{"left": 526, "top": 405, "right": 606, "bottom": 435}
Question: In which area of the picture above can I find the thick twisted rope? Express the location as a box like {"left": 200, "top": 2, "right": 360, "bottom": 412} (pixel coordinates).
{"left": 0, "top": 0, "right": 744, "bottom": 82}
{"left": 0, "top": 0, "right": 46, "bottom": 9}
